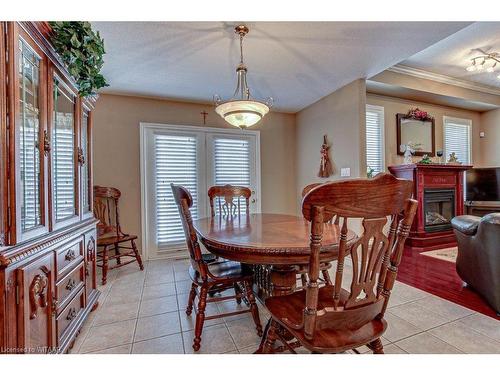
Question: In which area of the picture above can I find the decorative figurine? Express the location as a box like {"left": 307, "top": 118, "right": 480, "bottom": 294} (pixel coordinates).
{"left": 447, "top": 152, "right": 461, "bottom": 164}
{"left": 400, "top": 142, "right": 421, "bottom": 165}
{"left": 318, "top": 134, "right": 333, "bottom": 178}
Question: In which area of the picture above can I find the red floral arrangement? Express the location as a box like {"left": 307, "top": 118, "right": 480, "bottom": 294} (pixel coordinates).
{"left": 404, "top": 107, "right": 433, "bottom": 121}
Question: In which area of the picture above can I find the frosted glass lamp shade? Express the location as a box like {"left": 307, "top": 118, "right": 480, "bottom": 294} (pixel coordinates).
{"left": 215, "top": 100, "right": 270, "bottom": 128}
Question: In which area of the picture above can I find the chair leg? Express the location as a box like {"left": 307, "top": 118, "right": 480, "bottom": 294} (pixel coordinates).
{"left": 234, "top": 283, "right": 242, "bottom": 304}
{"left": 255, "top": 318, "right": 271, "bottom": 353}
{"left": 261, "top": 319, "right": 279, "bottom": 354}
{"left": 300, "top": 273, "right": 308, "bottom": 288}
{"left": 322, "top": 268, "right": 333, "bottom": 286}
{"left": 193, "top": 285, "right": 208, "bottom": 352}
{"left": 101, "top": 245, "right": 108, "bottom": 285}
{"left": 368, "top": 338, "right": 384, "bottom": 354}
{"left": 130, "top": 239, "right": 144, "bottom": 270}
{"left": 243, "top": 280, "right": 262, "bottom": 336}
{"left": 186, "top": 283, "right": 197, "bottom": 316}
{"left": 114, "top": 243, "right": 121, "bottom": 265}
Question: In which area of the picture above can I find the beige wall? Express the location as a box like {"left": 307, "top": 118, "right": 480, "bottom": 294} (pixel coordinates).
{"left": 366, "top": 94, "right": 483, "bottom": 167}
{"left": 296, "top": 79, "right": 367, "bottom": 205}
{"left": 480, "top": 108, "right": 500, "bottom": 167}
{"left": 92, "top": 94, "right": 297, "bottom": 251}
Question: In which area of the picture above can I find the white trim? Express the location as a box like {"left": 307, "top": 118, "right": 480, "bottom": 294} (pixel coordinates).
{"left": 139, "top": 122, "right": 261, "bottom": 260}
{"left": 387, "top": 64, "right": 500, "bottom": 96}
{"left": 443, "top": 116, "right": 472, "bottom": 164}
{"left": 365, "top": 104, "right": 385, "bottom": 173}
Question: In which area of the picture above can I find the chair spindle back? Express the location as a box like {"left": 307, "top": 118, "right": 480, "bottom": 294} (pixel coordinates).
{"left": 300, "top": 174, "right": 417, "bottom": 339}
{"left": 208, "top": 185, "right": 251, "bottom": 217}
{"left": 93, "top": 186, "right": 125, "bottom": 238}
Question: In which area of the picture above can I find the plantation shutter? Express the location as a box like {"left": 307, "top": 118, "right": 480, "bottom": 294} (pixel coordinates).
{"left": 444, "top": 117, "right": 471, "bottom": 164}
{"left": 154, "top": 134, "right": 198, "bottom": 247}
{"left": 214, "top": 137, "right": 251, "bottom": 186}
{"left": 365, "top": 105, "right": 385, "bottom": 175}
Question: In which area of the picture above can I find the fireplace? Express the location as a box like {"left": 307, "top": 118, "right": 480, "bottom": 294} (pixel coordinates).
{"left": 424, "top": 189, "right": 455, "bottom": 232}
{"left": 388, "top": 163, "right": 472, "bottom": 251}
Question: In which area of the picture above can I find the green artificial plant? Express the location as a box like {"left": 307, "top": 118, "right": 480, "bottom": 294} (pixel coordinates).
{"left": 49, "top": 21, "right": 108, "bottom": 97}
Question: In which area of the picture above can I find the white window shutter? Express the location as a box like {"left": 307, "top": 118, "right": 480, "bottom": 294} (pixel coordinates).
{"left": 214, "top": 138, "right": 251, "bottom": 186}
{"left": 444, "top": 117, "right": 471, "bottom": 164}
{"left": 154, "top": 134, "right": 198, "bottom": 247}
{"left": 365, "top": 105, "right": 385, "bottom": 174}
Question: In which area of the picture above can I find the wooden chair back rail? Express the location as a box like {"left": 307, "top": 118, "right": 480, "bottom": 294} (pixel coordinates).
{"left": 301, "top": 182, "right": 337, "bottom": 224}
{"left": 208, "top": 185, "right": 251, "bottom": 217}
{"left": 93, "top": 186, "right": 125, "bottom": 238}
{"left": 300, "top": 174, "right": 417, "bottom": 340}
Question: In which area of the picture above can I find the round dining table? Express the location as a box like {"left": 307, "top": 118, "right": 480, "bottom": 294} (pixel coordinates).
{"left": 192, "top": 213, "right": 357, "bottom": 298}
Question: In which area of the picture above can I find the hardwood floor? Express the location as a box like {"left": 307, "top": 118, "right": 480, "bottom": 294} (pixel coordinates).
{"left": 398, "top": 247, "right": 499, "bottom": 320}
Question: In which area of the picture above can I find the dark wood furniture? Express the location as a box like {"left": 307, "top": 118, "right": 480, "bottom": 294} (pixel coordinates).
{"left": 0, "top": 22, "right": 99, "bottom": 353}
{"left": 193, "top": 213, "right": 357, "bottom": 299}
{"left": 258, "top": 174, "right": 417, "bottom": 354}
{"left": 465, "top": 202, "right": 500, "bottom": 217}
{"left": 93, "top": 186, "right": 144, "bottom": 285}
{"left": 396, "top": 113, "right": 436, "bottom": 156}
{"left": 208, "top": 184, "right": 251, "bottom": 216}
{"left": 297, "top": 183, "right": 336, "bottom": 287}
{"left": 389, "top": 163, "right": 472, "bottom": 251}
{"left": 171, "top": 184, "right": 262, "bottom": 352}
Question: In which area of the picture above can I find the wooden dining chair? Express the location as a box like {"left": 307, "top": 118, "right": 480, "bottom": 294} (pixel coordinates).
{"left": 296, "top": 182, "right": 336, "bottom": 288}
{"left": 258, "top": 174, "right": 417, "bottom": 354}
{"left": 208, "top": 184, "right": 251, "bottom": 217}
{"left": 93, "top": 186, "right": 144, "bottom": 285}
{"left": 171, "top": 184, "right": 262, "bottom": 351}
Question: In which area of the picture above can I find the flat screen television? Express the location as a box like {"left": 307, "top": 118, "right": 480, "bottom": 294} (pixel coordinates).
{"left": 466, "top": 167, "right": 500, "bottom": 202}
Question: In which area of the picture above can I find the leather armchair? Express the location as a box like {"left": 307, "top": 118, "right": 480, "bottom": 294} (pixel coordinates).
{"left": 451, "top": 213, "right": 500, "bottom": 314}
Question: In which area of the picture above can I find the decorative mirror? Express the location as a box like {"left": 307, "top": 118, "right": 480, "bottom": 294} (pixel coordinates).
{"left": 396, "top": 108, "right": 435, "bottom": 156}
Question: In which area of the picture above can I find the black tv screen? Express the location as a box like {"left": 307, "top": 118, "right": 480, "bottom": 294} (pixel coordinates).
{"left": 466, "top": 167, "right": 500, "bottom": 201}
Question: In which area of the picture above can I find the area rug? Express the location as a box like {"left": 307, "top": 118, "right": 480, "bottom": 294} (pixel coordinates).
{"left": 420, "top": 247, "right": 458, "bottom": 263}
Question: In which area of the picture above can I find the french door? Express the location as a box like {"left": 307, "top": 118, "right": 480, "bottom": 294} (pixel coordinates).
{"left": 141, "top": 123, "right": 261, "bottom": 259}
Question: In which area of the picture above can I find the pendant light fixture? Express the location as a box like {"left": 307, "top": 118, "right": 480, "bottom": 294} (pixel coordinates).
{"left": 214, "top": 25, "right": 273, "bottom": 129}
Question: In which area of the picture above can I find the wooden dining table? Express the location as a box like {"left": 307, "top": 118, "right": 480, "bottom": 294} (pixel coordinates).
{"left": 192, "top": 213, "right": 357, "bottom": 299}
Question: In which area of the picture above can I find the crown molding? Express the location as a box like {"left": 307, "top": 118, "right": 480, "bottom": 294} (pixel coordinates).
{"left": 387, "top": 64, "right": 500, "bottom": 96}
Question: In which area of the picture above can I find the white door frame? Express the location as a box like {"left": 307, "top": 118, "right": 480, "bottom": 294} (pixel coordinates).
{"left": 139, "top": 122, "right": 261, "bottom": 260}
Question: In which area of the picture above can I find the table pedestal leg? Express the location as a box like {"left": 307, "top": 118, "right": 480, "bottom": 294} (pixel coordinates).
{"left": 270, "top": 265, "right": 297, "bottom": 296}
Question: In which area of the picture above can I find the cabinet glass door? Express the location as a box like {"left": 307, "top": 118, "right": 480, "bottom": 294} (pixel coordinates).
{"left": 52, "top": 76, "right": 77, "bottom": 223}
{"left": 18, "top": 38, "right": 43, "bottom": 233}
{"left": 81, "top": 108, "right": 91, "bottom": 215}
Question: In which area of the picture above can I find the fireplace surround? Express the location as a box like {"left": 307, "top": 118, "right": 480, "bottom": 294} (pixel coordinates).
{"left": 389, "top": 163, "right": 472, "bottom": 251}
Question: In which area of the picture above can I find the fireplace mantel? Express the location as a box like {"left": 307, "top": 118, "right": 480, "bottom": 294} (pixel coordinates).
{"left": 389, "top": 163, "right": 473, "bottom": 251}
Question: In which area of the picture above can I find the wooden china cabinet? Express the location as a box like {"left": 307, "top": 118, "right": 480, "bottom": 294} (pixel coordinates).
{"left": 0, "top": 22, "right": 99, "bottom": 354}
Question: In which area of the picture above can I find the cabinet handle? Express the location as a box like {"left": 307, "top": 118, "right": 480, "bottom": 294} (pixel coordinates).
{"left": 43, "top": 130, "right": 51, "bottom": 156}
{"left": 66, "top": 307, "right": 78, "bottom": 321}
{"left": 77, "top": 147, "right": 85, "bottom": 165}
{"left": 65, "top": 249, "right": 76, "bottom": 262}
{"left": 51, "top": 295, "right": 58, "bottom": 317}
{"left": 65, "top": 279, "right": 77, "bottom": 291}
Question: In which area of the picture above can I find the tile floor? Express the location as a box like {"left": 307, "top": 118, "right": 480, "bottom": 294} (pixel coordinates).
{"left": 70, "top": 258, "right": 500, "bottom": 354}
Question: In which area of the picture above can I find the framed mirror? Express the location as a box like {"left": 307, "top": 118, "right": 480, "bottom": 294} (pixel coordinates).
{"left": 396, "top": 113, "right": 435, "bottom": 156}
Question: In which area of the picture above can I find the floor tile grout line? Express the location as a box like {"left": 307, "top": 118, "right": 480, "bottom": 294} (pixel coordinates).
{"left": 452, "top": 314, "right": 500, "bottom": 345}
{"left": 173, "top": 263, "right": 187, "bottom": 354}
{"left": 130, "top": 267, "right": 148, "bottom": 354}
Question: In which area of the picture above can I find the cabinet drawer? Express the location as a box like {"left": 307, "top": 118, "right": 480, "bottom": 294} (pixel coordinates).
{"left": 57, "top": 287, "right": 85, "bottom": 343}
{"left": 56, "top": 261, "right": 85, "bottom": 313}
{"left": 55, "top": 238, "right": 84, "bottom": 279}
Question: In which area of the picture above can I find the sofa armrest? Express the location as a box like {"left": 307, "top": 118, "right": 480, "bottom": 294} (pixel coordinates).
{"left": 451, "top": 215, "right": 481, "bottom": 235}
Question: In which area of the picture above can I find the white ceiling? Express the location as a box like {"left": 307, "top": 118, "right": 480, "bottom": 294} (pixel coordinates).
{"left": 402, "top": 22, "right": 500, "bottom": 89}
{"left": 92, "top": 22, "right": 470, "bottom": 113}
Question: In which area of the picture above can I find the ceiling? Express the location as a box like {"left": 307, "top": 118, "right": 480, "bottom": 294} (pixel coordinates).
{"left": 402, "top": 22, "right": 500, "bottom": 89}
{"left": 92, "top": 22, "right": 470, "bottom": 112}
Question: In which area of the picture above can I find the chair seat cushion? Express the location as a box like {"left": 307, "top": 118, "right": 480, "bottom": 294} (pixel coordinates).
{"left": 451, "top": 215, "right": 480, "bottom": 235}
{"left": 265, "top": 285, "right": 386, "bottom": 353}
{"left": 189, "top": 260, "right": 253, "bottom": 284}
{"left": 97, "top": 234, "right": 138, "bottom": 246}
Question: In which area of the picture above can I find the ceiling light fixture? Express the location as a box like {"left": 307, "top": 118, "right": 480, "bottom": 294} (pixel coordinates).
{"left": 466, "top": 52, "right": 500, "bottom": 79}
{"left": 214, "top": 25, "right": 273, "bottom": 129}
